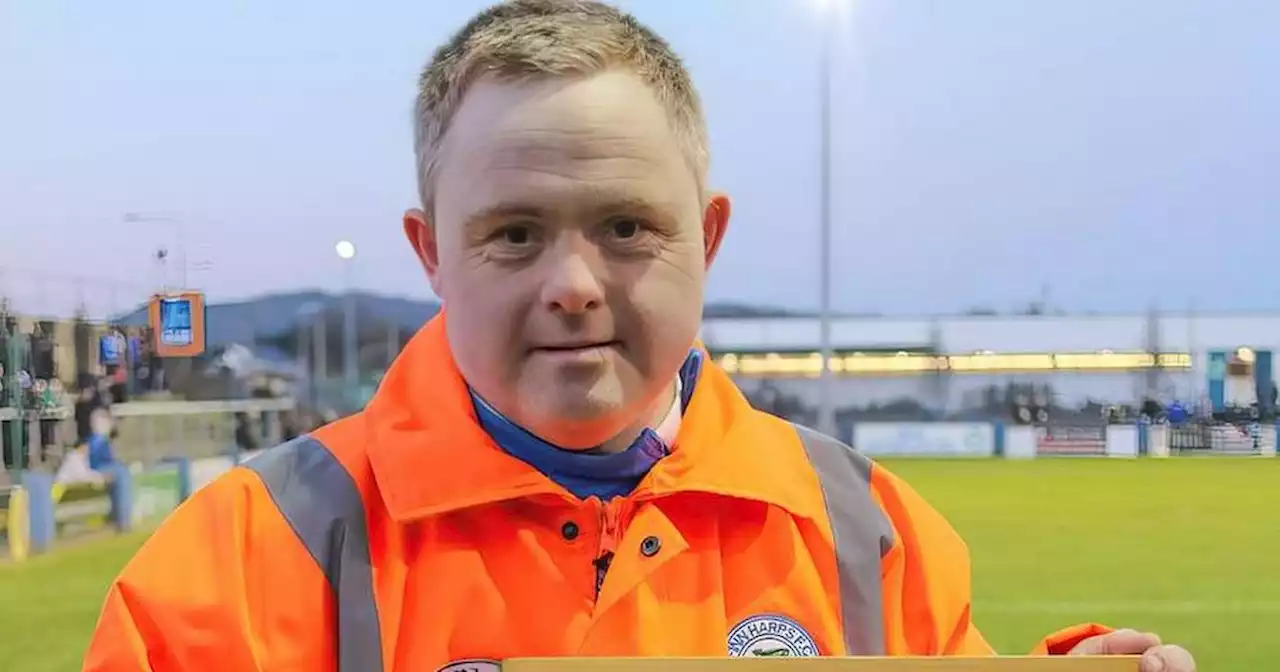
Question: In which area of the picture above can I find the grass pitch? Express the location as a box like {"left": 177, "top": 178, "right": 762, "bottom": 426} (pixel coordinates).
{"left": 1, "top": 457, "right": 1275, "bottom": 671}
{"left": 886, "top": 457, "right": 1278, "bottom": 670}
{"left": 0, "top": 530, "right": 153, "bottom": 671}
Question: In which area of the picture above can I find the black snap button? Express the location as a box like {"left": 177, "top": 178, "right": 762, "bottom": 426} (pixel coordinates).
{"left": 561, "top": 521, "right": 580, "bottom": 541}
{"left": 640, "top": 536, "right": 661, "bottom": 557}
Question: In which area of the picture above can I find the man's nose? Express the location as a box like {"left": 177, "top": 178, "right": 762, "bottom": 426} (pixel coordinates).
{"left": 540, "top": 247, "right": 606, "bottom": 315}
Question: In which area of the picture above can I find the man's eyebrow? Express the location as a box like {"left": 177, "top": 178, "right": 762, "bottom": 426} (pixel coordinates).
{"left": 463, "top": 196, "right": 671, "bottom": 230}
{"left": 462, "top": 203, "right": 548, "bottom": 233}
{"left": 592, "top": 196, "right": 669, "bottom": 218}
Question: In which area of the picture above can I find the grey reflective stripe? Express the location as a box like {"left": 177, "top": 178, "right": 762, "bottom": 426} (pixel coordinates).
{"left": 794, "top": 424, "right": 894, "bottom": 656}
{"left": 244, "top": 436, "right": 384, "bottom": 672}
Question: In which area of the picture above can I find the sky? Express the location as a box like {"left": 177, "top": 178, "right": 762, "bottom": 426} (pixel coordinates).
{"left": 1, "top": 0, "right": 1277, "bottom": 319}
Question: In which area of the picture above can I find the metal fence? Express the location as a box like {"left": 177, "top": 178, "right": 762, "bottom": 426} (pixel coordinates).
{"left": 2, "top": 398, "right": 298, "bottom": 486}
{"left": 1167, "top": 422, "right": 1271, "bottom": 455}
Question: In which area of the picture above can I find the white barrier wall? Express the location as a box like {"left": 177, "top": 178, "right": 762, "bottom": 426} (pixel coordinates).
{"left": 1261, "top": 425, "right": 1278, "bottom": 458}
{"left": 843, "top": 421, "right": 1280, "bottom": 459}
{"left": 1003, "top": 426, "right": 1038, "bottom": 460}
{"left": 1104, "top": 425, "right": 1140, "bottom": 458}
{"left": 1148, "top": 425, "right": 1170, "bottom": 458}
{"left": 183, "top": 420, "right": 1279, "bottom": 492}
{"left": 853, "top": 423, "right": 994, "bottom": 457}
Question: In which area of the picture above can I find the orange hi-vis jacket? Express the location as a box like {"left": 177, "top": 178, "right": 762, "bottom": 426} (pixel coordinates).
{"left": 85, "top": 315, "right": 1108, "bottom": 671}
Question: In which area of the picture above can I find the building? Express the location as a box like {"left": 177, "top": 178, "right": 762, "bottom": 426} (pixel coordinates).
{"left": 699, "top": 311, "right": 1279, "bottom": 418}
{"left": 9, "top": 293, "right": 1276, "bottom": 420}
{"left": 0, "top": 313, "right": 117, "bottom": 392}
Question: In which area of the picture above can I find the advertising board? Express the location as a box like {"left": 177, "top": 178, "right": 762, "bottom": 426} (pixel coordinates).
{"left": 853, "top": 423, "right": 994, "bottom": 458}
{"left": 148, "top": 292, "right": 207, "bottom": 357}
{"left": 133, "top": 467, "right": 182, "bottom": 525}
{"left": 1035, "top": 426, "right": 1108, "bottom": 455}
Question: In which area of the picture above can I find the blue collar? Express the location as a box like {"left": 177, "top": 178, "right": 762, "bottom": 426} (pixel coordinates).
{"left": 470, "top": 349, "right": 703, "bottom": 500}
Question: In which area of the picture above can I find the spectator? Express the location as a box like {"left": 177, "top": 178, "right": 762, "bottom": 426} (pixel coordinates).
{"left": 86, "top": 407, "right": 119, "bottom": 472}
{"left": 234, "top": 412, "right": 259, "bottom": 453}
{"left": 1, "top": 417, "right": 28, "bottom": 470}
{"left": 280, "top": 410, "right": 301, "bottom": 443}
{"left": 74, "top": 380, "right": 104, "bottom": 446}
{"left": 54, "top": 441, "right": 107, "bottom": 486}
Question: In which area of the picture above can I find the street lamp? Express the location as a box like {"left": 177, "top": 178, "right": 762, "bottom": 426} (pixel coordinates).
{"left": 295, "top": 301, "right": 324, "bottom": 406}
{"left": 335, "top": 240, "right": 358, "bottom": 398}
{"left": 335, "top": 240, "right": 356, "bottom": 261}
{"left": 814, "top": 0, "right": 849, "bottom": 439}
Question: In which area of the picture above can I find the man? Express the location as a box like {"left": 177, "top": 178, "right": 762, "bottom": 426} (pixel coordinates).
{"left": 54, "top": 442, "right": 107, "bottom": 487}
{"left": 84, "top": 407, "right": 119, "bottom": 473}
{"left": 84, "top": 2, "right": 1195, "bottom": 670}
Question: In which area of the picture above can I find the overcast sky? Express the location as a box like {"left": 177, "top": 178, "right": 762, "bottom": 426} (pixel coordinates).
{"left": 2, "top": 0, "right": 1277, "bottom": 319}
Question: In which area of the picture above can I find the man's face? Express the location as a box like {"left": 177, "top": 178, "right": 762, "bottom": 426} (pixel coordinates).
{"left": 405, "top": 71, "right": 729, "bottom": 449}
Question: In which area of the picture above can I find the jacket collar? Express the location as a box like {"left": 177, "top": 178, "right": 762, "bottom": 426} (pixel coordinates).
{"left": 363, "top": 312, "right": 825, "bottom": 523}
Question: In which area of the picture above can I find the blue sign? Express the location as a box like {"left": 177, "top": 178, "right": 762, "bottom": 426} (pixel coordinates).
{"left": 1254, "top": 350, "right": 1274, "bottom": 407}
{"left": 158, "top": 298, "right": 194, "bottom": 347}
{"left": 1207, "top": 350, "right": 1227, "bottom": 412}
{"left": 99, "top": 332, "right": 125, "bottom": 365}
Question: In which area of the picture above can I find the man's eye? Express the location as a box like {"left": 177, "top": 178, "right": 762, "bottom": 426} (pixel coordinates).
{"left": 498, "top": 225, "right": 532, "bottom": 245}
{"left": 608, "top": 219, "right": 641, "bottom": 239}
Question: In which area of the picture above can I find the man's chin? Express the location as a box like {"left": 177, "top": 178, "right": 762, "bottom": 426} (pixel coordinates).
{"left": 523, "top": 407, "right": 630, "bottom": 450}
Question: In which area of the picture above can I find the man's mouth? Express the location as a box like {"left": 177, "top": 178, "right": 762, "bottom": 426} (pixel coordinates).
{"left": 531, "top": 340, "right": 620, "bottom": 354}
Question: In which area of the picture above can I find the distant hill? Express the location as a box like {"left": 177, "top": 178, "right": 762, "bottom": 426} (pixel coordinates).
{"left": 113, "top": 291, "right": 798, "bottom": 350}
{"left": 114, "top": 291, "right": 442, "bottom": 350}
{"left": 702, "top": 302, "right": 801, "bottom": 319}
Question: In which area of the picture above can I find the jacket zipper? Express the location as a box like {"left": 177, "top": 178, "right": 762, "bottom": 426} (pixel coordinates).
{"left": 593, "top": 498, "right": 623, "bottom": 601}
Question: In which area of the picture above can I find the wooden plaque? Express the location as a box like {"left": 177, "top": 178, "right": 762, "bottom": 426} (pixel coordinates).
{"left": 504, "top": 657, "right": 1141, "bottom": 672}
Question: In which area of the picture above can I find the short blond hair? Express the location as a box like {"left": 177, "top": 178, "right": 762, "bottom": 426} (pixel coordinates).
{"left": 413, "top": 0, "right": 709, "bottom": 210}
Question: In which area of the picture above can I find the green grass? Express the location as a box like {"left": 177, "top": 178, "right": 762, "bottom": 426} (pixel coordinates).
{"left": 0, "top": 531, "right": 152, "bottom": 672}
{"left": 1, "top": 458, "right": 1275, "bottom": 670}
{"left": 883, "top": 457, "right": 1280, "bottom": 670}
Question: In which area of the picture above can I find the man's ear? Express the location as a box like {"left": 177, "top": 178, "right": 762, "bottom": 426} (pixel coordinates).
{"left": 404, "top": 208, "right": 444, "bottom": 296}
{"left": 701, "top": 193, "right": 732, "bottom": 269}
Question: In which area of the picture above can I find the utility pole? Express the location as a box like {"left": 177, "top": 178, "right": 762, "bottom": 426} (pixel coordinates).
{"left": 815, "top": 4, "right": 837, "bottom": 438}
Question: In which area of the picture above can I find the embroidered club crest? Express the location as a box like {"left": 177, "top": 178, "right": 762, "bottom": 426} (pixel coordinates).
{"left": 437, "top": 660, "right": 501, "bottom": 672}
{"left": 727, "top": 614, "right": 820, "bottom": 657}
